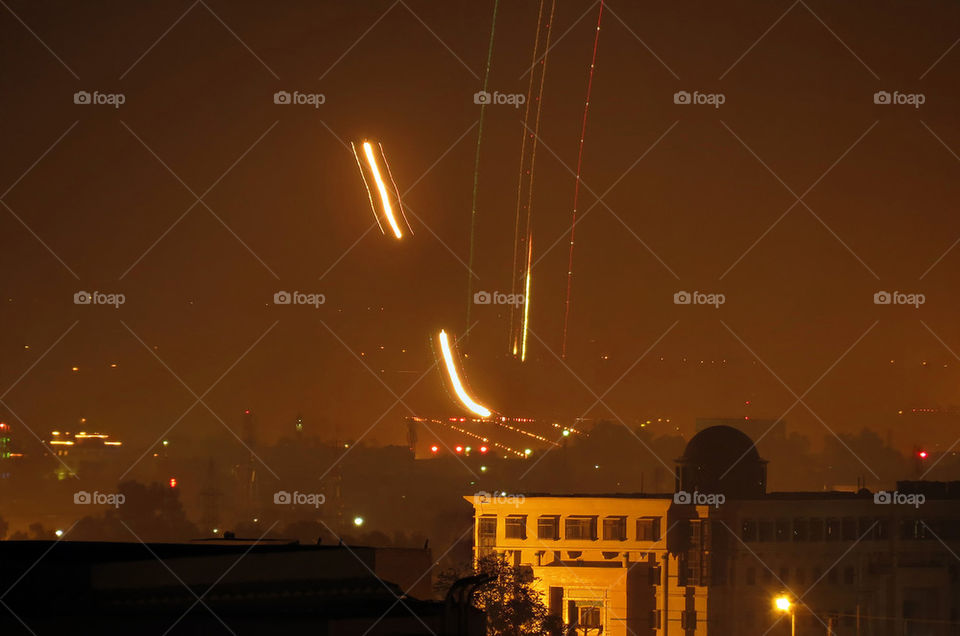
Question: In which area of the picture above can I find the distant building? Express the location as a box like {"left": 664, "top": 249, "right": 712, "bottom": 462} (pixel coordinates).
{"left": 47, "top": 429, "right": 123, "bottom": 479}
{"left": 466, "top": 425, "right": 960, "bottom": 635}
{"left": 0, "top": 539, "right": 485, "bottom": 635}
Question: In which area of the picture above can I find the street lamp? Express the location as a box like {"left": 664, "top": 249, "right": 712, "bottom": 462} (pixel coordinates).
{"left": 774, "top": 595, "right": 796, "bottom": 636}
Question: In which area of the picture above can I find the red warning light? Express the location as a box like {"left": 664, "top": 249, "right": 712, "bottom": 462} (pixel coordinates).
{"left": 244, "top": 410, "right": 250, "bottom": 415}
{"left": 479, "top": 446, "right": 488, "bottom": 453}
{"left": 919, "top": 450, "right": 928, "bottom": 459}
{"left": 169, "top": 477, "right": 178, "bottom": 488}
{"left": 430, "top": 445, "right": 439, "bottom": 453}
{"left": 455, "top": 446, "right": 463, "bottom": 453}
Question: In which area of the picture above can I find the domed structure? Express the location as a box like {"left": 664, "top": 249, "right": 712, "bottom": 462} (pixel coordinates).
{"left": 675, "top": 425, "right": 767, "bottom": 498}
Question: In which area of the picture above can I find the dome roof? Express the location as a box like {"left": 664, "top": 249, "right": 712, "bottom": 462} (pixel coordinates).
{"left": 675, "top": 425, "right": 767, "bottom": 498}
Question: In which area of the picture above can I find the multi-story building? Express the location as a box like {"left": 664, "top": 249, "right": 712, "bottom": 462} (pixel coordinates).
{"left": 466, "top": 425, "right": 960, "bottom": 635}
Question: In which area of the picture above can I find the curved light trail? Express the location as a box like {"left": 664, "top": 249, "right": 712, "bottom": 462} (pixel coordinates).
{"left": 438, "top": 329, "right": 492, "bottom": 418}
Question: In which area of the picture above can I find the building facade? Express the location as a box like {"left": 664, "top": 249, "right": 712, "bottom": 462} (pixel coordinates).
{"left": 467, "top": 426, "right": 960, "bottom": 635}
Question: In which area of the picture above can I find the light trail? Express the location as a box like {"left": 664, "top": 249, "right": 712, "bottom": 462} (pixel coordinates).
{"left": 520, "top": 235, "right": 532, "bottom": 362}
{"left": 465, "top": 0, "right": 500, "bottom": 335}
{"left": 352, "top": 140, "right": 410, "bottom": 239}
{"left": 561, "top": 0, "right": 605, "bottom": 358}
{"left": 438, "top": 329, "right": 492, "bottom": 418}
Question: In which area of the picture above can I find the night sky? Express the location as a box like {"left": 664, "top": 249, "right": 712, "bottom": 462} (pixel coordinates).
{"left": 1, "top": 0, "right": 959, "bottom": 463}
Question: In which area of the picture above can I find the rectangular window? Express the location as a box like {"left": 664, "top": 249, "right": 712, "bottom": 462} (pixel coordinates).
{"left": 841, "top": 517, "right": 857, "bottom": 541}
{"left": 478, "top": 516, "right": 497, "bottom": 543}
{"left": 602, "top": 516, "right": 627, "bottom": 541}
{"left": 825, "top": 518, "right": 839, "bottom": 541}
{"left": 775, "top": 519, "right": 790, "bottom": 542}
{"left": 565, "top": 516, "right": 597, "bottom": 541}
{"left": 579, "top": 605, "right": 602, "bottom": 628}
{"left": 809, "top": 518, "right": 824, "bottom": 541}
{"left": 538, "top": 516, "right": 560, "bottom": 540}
{"left": 741, "top": 519, "right": 757, "bottom": 542}
{"left": 758, "top": 520, "right": 774, "bottom": 542}
{"left": 637, "top": 516, "right": 661, "bottom": 541}
{"left": 792, "top": 518, "right": 808, "bottom": 541}
{"left": 505, "top": 515, "right": 527, "bottom": 540}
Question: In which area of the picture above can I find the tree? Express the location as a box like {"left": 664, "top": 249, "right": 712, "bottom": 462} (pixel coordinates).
{"left": 469, "top": 553, "right": 563, "bottom": 636}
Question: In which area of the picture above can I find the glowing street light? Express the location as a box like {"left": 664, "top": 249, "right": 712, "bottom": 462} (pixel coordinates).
{"left": 353, "top": 516, "right": 365, "bottom": 527}
{"left": 774, "top": 595, "right": 795, "bottom": 636}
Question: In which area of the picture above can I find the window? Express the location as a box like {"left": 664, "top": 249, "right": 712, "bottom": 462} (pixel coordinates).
{"left": 742, "top": 519, "right": 757, "bottom": 542}
{"left": 809, "top": 517, "right": 824, "bottom": 541}
{"left": 745, "top": 567, "right": 756, "bottom": 585}
{"left": 841, "top": 517, "right": 857, "bottom": 541}
{"left": 825, "top": 518, "right": 839, "bottom": 541}
{"left": 637, "top": 516, "right": 661, "bottom": 541}
{"left": 538, "top": 516, "right": 560, "bottom": 540}
{"left": 775, "top": 519, "right": 790, "bottom": 542}
{"left": 505, "top": 515, "right": 527, "bottom": 540}
{"left": 758, "top": 520, "right": 774, "bottom": 541}
{"left": 565, "top": 516, "right": 597, "bottom": 541}
{"left": 792, "top": 518, "right": 808, "bottom": 541}
{"left": 478, "top": 516, "right": 497, "bottom": 543}
{"left": 578, "top": 603, "right": 602, "bottom": 628}
{"left": 602, "top": 516, "right": 627, "bottom": 541}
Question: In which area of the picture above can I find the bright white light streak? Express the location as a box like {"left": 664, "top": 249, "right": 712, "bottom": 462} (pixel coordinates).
{"left": 438, "top": 329, "right": 492, "bottom": 418}
{"left": 520, "top": 235, "right": 532, "bottom": 362}
{"left": 362, "top": 141, "right": 403, "bottom": 239}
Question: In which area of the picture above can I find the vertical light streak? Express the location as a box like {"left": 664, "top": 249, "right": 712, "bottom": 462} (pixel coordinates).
{"left": 520, "top": 236, "right": 532, "bottom": 362}
{"left": 362, "top": 141, "right": 403, "bottom": 239}
{"left": 438, "top": 330, "right": 492, "bottom": 418}
{"left": 561, "top": 0, "right": 605, "bottom": 359}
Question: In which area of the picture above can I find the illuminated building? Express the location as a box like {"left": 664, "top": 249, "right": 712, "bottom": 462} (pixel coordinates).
{"left": 467, "top": 425, "right": 960, "bottom": 634}
{"left": 47, "top": 429, "right": 123, "bottom": 479}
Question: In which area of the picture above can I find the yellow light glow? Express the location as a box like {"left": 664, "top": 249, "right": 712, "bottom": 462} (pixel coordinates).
{"left": 520, "top": 235, "right": 532, "bottom": 362}
{"left": 774, "top": 595, "right": 791, "bottom": 612}
{"left": 362, "top": 142, "right": 402, "bottom": 239}
{"left": 438, "top": 329, "right": 492, "bottom": 418}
